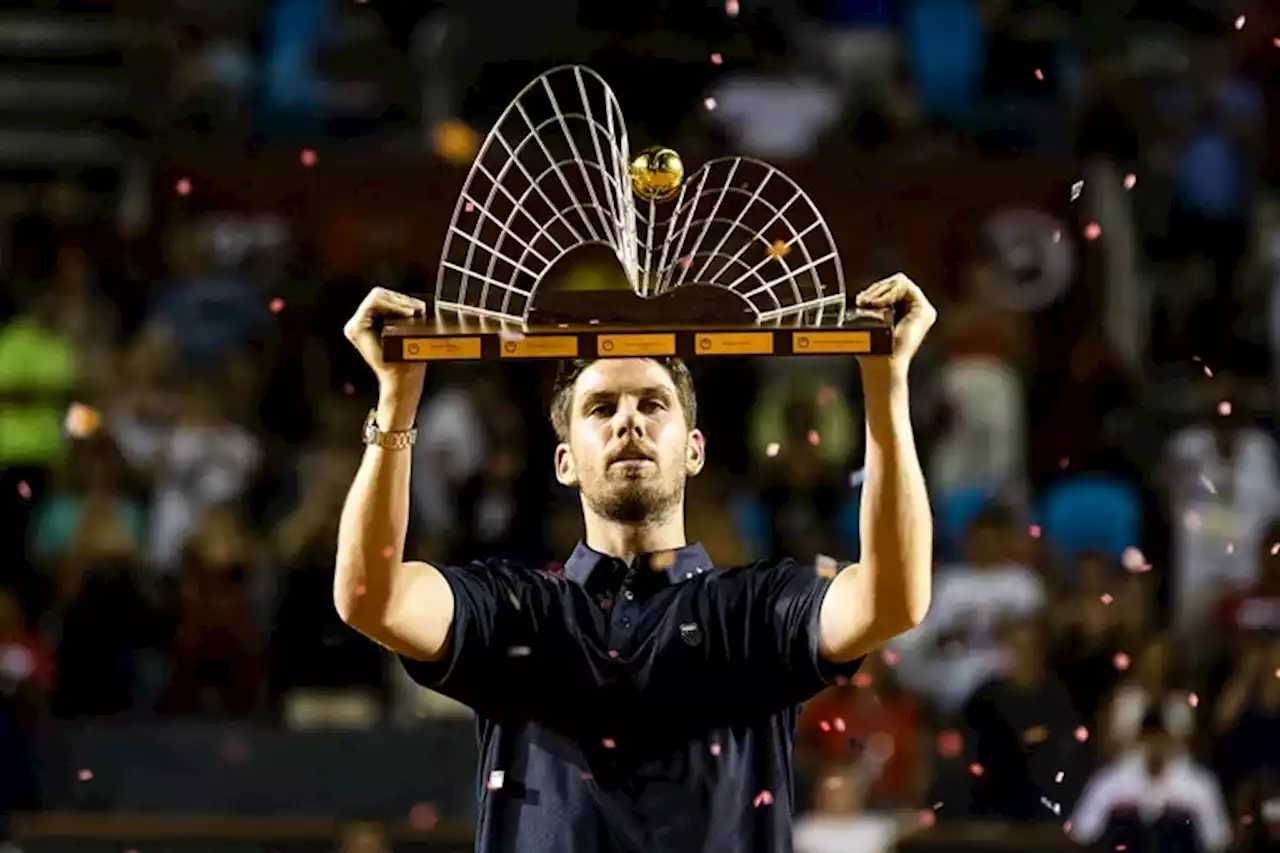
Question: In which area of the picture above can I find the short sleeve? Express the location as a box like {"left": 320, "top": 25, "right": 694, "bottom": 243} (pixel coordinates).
{"left": 398, "top": 560, "right": 575, "bottom": 719}
{"left": 714, "top": 559, "right": 865, "bottom": 709}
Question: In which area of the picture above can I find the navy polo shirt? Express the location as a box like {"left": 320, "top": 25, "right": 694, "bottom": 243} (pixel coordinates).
{"left": 399, "top": 542, "right": 863, "bottom": 853}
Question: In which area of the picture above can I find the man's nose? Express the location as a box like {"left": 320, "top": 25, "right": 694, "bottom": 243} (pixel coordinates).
{"left": 612, "top": 404, "right": 645, "bottom": 439}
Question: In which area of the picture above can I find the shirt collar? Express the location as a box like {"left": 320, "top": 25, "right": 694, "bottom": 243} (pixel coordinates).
{"left": 564, "top": 541, "right": 714, "bottom": 586}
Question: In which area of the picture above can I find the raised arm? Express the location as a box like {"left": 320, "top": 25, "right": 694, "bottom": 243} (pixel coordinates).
{"left": 819, "top": 275, "right": 936, "bottom": 663}
{"left": 332, "top": 288, "right": 455, "bottom": 662}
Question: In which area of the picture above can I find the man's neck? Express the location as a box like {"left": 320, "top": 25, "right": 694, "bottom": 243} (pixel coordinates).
{"left": 582, "top": 507, "right": 687, "bottom": 564}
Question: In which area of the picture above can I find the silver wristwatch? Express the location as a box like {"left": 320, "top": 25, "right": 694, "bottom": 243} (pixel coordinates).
{"left": 362, "top": 409, "right": 417, "bottom": 450}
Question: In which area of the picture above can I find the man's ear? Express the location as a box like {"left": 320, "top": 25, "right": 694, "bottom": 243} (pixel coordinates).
{"left": 686, "top": 429, "right": 706, "bottom": 477}
{"left": 554, "top": 443, "right": 579, "bottom": 487}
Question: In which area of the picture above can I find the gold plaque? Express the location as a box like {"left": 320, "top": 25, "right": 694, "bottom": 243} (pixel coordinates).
{"left": 596, "top": 333, "right": 676, "bottom": 357}
{"left": 695, "top": 332, "right": 774, "bottom": 356}
{"left": 792, "top": 331, "right": 872, "bottom": 355}
{"left": 499, "top": 336, "right": 579, "bottom": 358}
{"left": 401, "top": 337, "right": 483, "bottom": 360}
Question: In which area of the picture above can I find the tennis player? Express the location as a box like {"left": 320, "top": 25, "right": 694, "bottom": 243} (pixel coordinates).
{"left": 335, "top": 275, "right": 935, "bottom": 853}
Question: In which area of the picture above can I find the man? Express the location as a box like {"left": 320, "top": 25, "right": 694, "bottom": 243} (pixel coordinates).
{"left": 334, "top": 274, "right": 935, "bottom": 852}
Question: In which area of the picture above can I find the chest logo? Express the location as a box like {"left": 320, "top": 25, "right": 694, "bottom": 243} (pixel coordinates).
{"left": 679, "top": 622, "right": 703, "bottom": 646}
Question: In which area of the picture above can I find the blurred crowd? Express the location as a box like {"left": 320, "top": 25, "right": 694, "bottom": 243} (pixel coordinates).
{"left": 1, "top": 0, "right": 1280, "bottom": 851}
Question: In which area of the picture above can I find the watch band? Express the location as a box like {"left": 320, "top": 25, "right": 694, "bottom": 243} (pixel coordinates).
{"left": 362, "top": 409, "right": 417, "bottom": 450}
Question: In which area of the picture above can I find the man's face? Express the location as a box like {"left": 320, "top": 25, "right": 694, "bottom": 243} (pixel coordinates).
{"left": 555, "top": 359, "right": 704, "bottom": 524}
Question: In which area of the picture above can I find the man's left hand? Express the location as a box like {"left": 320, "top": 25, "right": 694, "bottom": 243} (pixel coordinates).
{"left": 856, "top": 273, "right": 937, "bottom": 375}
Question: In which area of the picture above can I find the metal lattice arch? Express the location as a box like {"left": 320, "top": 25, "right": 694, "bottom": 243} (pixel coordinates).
{"left": 436, "top": 65, "right": 847, "bottom": 327}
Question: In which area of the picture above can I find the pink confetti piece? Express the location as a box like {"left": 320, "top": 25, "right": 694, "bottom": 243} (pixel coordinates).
{"left": 1123, "top": 173, "right": 1137, "bottom": 190}
{"left": 917, "top": 810, "right": 937, "bottom": 828}
{"left": 710, "top": 743, "right": 721, "bottom": 756}
{"left": 1055, "top": 770, "right": 1065, "bottom": 783}
{"left": 1218, "top": 400, "right": 1232, "bottom": 416}
{"left": 601, "top": 738, "right": 617, "bottom": 749}
{"left": 881, "top": 648, "right": 899, "bottom": 665}
{"left": 725, "top": 0, "right": 740, "bottom": 17}
{"left": 1121, "top": 547, "right": 1150, "bottom": 573}
{"left": 269, "top": 297, "right": 285, "bottom": 314}
{"left": 77, "top": 769, "right": 93, "bottom": 781}
{"left": 486, "top": 770, "right": 505, "bottom": 790}
{"left": 752, "top": 790, "right": 774, "bottom": 807}
{"left": 300, "top": 149, "right": 317, "bottom": 167}
{"left": 710, "top": 53, "right": 723, "bottom": 65}
{"left": 1271, "top": 542, "right": 1279, "bottom": 555}
{"left": 1058, "top": 457, "right": 1070, "bottom": 469}
{"left": 1073, "top": 726, "right": 1090, "bottom": 742}
{"left": 175, "top": 178, "right": 191, "bottom": 196}
{"left": 1234, "top": 15, "right": 1245, "bottom": 29}
{"left": 1064, "top": 821, "right": 1073, "bottom": 834}
{"left": 1084, "top": 222, "right": 1102, "bottom": 241}
{"left": 17, "top": 481, "right": 30, "bottom": 499}
{"left": 1034, "top": 68, "right": 1044, "bottom": 80}
{"left": 1113, "top": 652, "right": 1130, "bottom": 671}
{"left": 968, "top": 763, "right": 984, "bottom": 777}
{"left": 1227, "top": 542, "right": 1235, "bottom": 555}
{"left": 833, "top": 716, "right": 847, "bottom": 732}
{"left": 937, "top": 730, "right": 963, "bottom": 757}
{"left": 807, "top": 429, "right": 821, "bottom": 446}
{"left": 704, "top": 97, "right": 717, "bottom": 111}
{"left": 608, "top": 649, "right": 620, "bottom": 659}
{"left": 381, "top": 546, "right": 395, "bottom": 559}
{"left": 1100, "top": 593, "right": 1113, "bottom": 604}
{"left": 1029, "top": 525, "right": 1042, "bottom": 539}
{"left": 1052, "top": 230, "right": 1062, "bottom": 243}
{"left": 409, "top": 802, "right": 439, "bottom": 831}
{"left": 1203, "top": 365, "right": 1213, "bottom": 378}
{"left": 1188, "top": 693, "right": 1199, "bottom": 707}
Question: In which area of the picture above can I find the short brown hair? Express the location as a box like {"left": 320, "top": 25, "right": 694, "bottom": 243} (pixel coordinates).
{"left": 549, "top": 358, "right": 697, "bottom": 442}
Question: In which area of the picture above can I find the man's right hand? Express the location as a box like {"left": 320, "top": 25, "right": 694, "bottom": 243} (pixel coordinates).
{"left": 343, "top": 287, "right": 429, "bottom": 417}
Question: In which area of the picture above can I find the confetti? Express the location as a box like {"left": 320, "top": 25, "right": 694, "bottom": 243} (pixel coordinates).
{"left": 409, "top": 803, "right": 439, "bottom": 831}
{"left": 767, "top": 240, "right": 790, "bottom": 260}
{"left": 175, "top": 178, "right": 191, "bottom": 196}
{"left": 77, "top": 769, "right": 93, "bottom": 781}
{"left": 1121, "top": 547, "right": 1150, "bottom": 573}
{"left": 1113, "top": 652, "right": 1130, "bottom": 671}
{"left": 1084, "top": 222, "right": 1102, "bottom": 241}
{"left": 678, "top": 255, "right": 694, "bottom": 270}
{"left": 1052, "top": 230, "right": 1062, "bottom": 243}
{"left": 1184, "top": 510, "right": 1202, "bottom": 530}
{"left": 1271, "top": 542, "right": 1279, "bottom": 556}
{"left": 806, "top": 429, "right": 821, "bottom": 446}
{"left": 968, "top": 763, "right": 984, "bottom": 777}
{"left": 881, "top": 648, "right": 899, "bottom": 665}
{"left": 1073, "top": 726, "right": 1090, "bottom": 742}
{"left": 1055, "top": 770, "right": 1065, "bottom": 783}
{"left": 710, "top": 53, "right": 723, "bottom": 65}
{"left": 917, "top": 810, "right": 937, "bottom": 829}
{"left": 1059, "top": 457, "right": 1070, "bottom": 469}
{"left": 1188, "top": 693, "right": 1199, "bottom": 707}
{"left": 1070, "top": 180, "right": 1084, "bottom": 202}
{"left": 65, "top": 403, "right": 101, "bottom": 439}
{"left": 937, "top": 730, "right": 963, "bottom": 757}
{"left": 1035, "top": 68, "right": 1044, "bottom": 81}
{"left": 602, "top": 738, "right": 617, "bottom": 749}
{"left": 710, "top": 743, "right": 721, "bottom": 756}
{"left": 704, "top": 97, "right": 718, "bottom": 111}
{"left": 1274, "top": 38, "right": 1280, "bottom": 48}
{"left": 1029, "top": 524, "right": 1041, "bottom": 539}
{"left": 1218, "top": 400, "right": 1232, "bottom": 416}
{"left": 300, "top": 149, "right": 317, "bottom": 167}
{"left": 1203, "top": 365, "right": 1214, "bottom": 378}
{"left": 1226, "top": 542, "right": 1235, "bottom": 555}
{"left": 17, "top": 480, "right": 30, "bottom": 499}
{"left": 819, "top": 720, "right": 831, "bottom": 732}
{"left": 1041, "top": 796, "right": 1062, "bottom": 815}
{"left": 1100, "top": 593, "right": 1113, "bottom": 604}
{"left": 1123, "top": 173, "right": 1137, "bottom": 190}
{"left": 752, "top": 790, "right": 774, "bottom": 807}
{"left": 833, "top": 717, "right": 847, "bottom": 732}
{"left": 486, "top": 770, "right": 505, "bottom": 790}
{"left": 507, "top": 646, "right": 531, "bottom": 658}
{"left": 1234, "top": 15, "right": 1245, "bottom": 29}
{"left": 853, "top": 672, "right": 873, "bottom": 690}
{"left": 381, "top": 546, "right": 396, "bottom": 559}
{"left": 608, "top": 649, "right": 620, "bottom": 659}
{"left": 269, "top": 297, "right": 285, "bottom": 314}
{"left": 725, "top": 0, "right": 740, "bottom": 17}
{"left": 765, "top": 442, "right": 780, "bottom": 458}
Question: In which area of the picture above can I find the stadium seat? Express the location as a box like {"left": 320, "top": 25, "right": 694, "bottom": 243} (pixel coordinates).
{"left": 1035, "top": 474, "right": 1141, "bottom": 564}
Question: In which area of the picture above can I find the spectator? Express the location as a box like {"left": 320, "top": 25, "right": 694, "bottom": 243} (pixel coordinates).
{"left": 1213, "top": 639, "right": 1280, "bottom": 799}
{"left": 963, "top": 618, "right": 1081, "bottom": 821}
{"left": 794, "top": 765, "right": 903, "bottom": 853}
{"left": 798, "top": 653, "right": 924, "bottom": 809}
{"left": 1214, "top": 519, "right": 1280, "bottom": 639}
{"left": 702, "top": 10, "right": 845, "bottom": 163}
{"left": 158, "top": 508, "right": 264, "bottom": 717}
{"left": 1162, "top": 378, "right": 1280, "bottom": 634}
{"left": 1070, "top": 711, "right": 1231, "bottom": 853}
{"left": 1101, "top": 634, "right": 1195, "bottom": 759}
{"left": 894, "top": 505, "right": 1045, "bottom": 712}
{"left": 0, "top": 586, "right": 51, "bottom": 849}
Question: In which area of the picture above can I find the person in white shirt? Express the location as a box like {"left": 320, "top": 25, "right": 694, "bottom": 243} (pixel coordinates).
{"left": 892, "top": 505, "right": 1045, "bottom": 712}
{"left": 1070, "top": 712, "right": 1231, "bottom": 852}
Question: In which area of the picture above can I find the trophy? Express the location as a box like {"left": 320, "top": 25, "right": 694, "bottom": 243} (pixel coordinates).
{"left": 381, "top": 66, "right": 892, "bottom": 363}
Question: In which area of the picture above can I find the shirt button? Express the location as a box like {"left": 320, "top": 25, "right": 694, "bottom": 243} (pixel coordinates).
{"left": 619, "top": 617, "right": 632, "bottom": 628}
{"left": 623, "top": 590, "right": 635, "bottom": 601}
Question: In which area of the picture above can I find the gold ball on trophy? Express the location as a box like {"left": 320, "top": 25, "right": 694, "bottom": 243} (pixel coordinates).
{"left": 629, "top": 147, "right": 685, "bottom": 202}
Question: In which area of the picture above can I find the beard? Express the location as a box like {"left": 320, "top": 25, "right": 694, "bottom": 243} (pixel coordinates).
{"left": 583, "top": 469, "right": 683, "bottom": 524}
